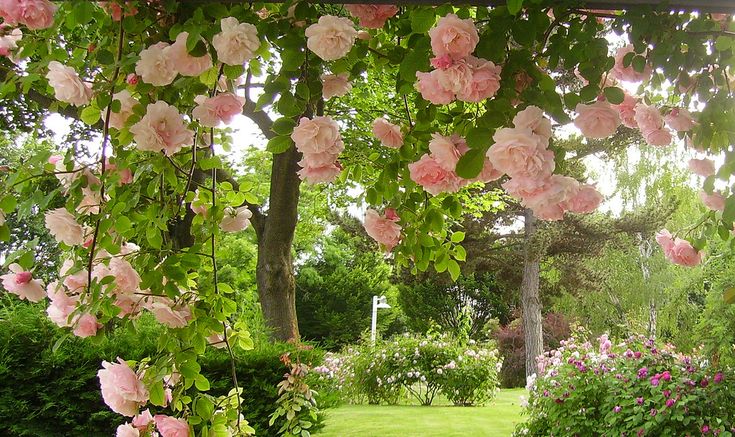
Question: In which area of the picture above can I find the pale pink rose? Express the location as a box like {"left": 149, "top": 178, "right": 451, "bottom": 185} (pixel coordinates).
{"left": 502, "top": 176, "right": 547, "bottom": 201}
{"left": 154, "top": 415, "right": 189, "bottom": 437}
{"left": 429, "top": 13, "right": 479, "bottom": 60}
{"left": 192, "top": 93, "right": 245, "bottom": 127}
{"left": 305, "top": 15, "right": 357, "bottom": 61}
{"left": 688, "top": 158, "right": 715, "bottom": 177}
{"left": 529, "top": 176, "right": 580, "bottom": 221}
{"left": 46, "top": 281, "right": 78, "bottom": 327}
{"left": 212, "top": 17, "right": 260, "bottom": 66}
{"left": 135, "top": 42, "right": 177, "bottom": 86}
{"left": 533, "top": 202, "right": 566, "bottom": 221}
{"left": 207, "top": 332, "right": 227, "bottom": 349}
{"left": 105, "top": 158, "right": 133, "bottom": 184}
{"left": 72, "top": 312, "right": 101, "bottom": 338}
{"left": 428, "top": 133, "right": 462, "bottom": 172}
{"left": 415, "top": 70, "right": 454, "bottom": 105}
{"left": 613, "top": 93, "right": 638, "bottom": 128}
{"left": 357, "top": 30, "right": 370, "bottom": 40}
{"left": 108, "top": 90, "right": 138, "bottom": 130}
{"left": 470, "top": 159, "right": 502, "bottom": 183}
{"left": 45, "top": 208, "right": 84, "bottom": 246}
{"left": 512, "top": 105, "right": 552, "bottom": 143}
{"left": 116, "top": 423, "right": 139, "bottom": 437}
{"left": 99, "top": 2, "right": 137, "bottom": 21}
{"left": 644, "top": 128, "right": 672, "bottom": 147}
{"left": 457, "top": 56, "right": 502, "bottom": 102}
{"left": 0, "top": 263, "right": 45, "bottom": 302}
{"left": 220, "top": 206, "right": 252, "bottom": 232}
{"left": 408, "top": 153, "right": 465, "bottom": 196}
{"left": 114, "top": 293, "right": 144, "bottom": 317}
{"left": 634, "top": 103, "right": 664, "bottom": 133}
{"left": 2, "top": 0, "right": 56, "bottom": 29}
{"left": 563, "top": 184, "right": 603, "bottom": 214}
{"left": 109, "top": 257, "right": 141, "bottom": 294}
{"left": 130, "top": 101, "right": 194, "bottom": 156}
{"left": 699, "top": 191, "right": 726, "bottom": 211}
{"left": 146, "top": 296, "right": 192, "bottom": 328}
{"left": 46, "top": 61, "right": 93, "bottom": 106}
{"left": 655, "top": 229, "right": 675, "bottom": 257}
{"left": 297, "top": 161, "right": 342, "bottom": 184}
{"left": 363, "top": 209, "right": 402, "bottom": 251}
{"left": 132, "top": 409, "right": 154, "bottom": 430}
{"left": 291, "top": 116, "right": 342, "bottom": 155}
{"left": 169, "top": 32, "right": 213, "bottom": 77}
{"left": 435, "top": 60, "right": 473, "bottom": 94}
{"left": 372, "top": 117, "right": 403, "bottom": 148}
{"left": 486, "top": 127, "right": 554, "bottom": 178}
{"left": 344, "top": 4, "right": 398, "bottom": 28}
{"left": 574, "top": 101, "right": 621, "bottom": 139}
{"left": 78, "top": 187, "right": 101, "bottom": 215}
{"left": 190, "top": 189, "right": 208, "bottom": 216}
{"left": 98, "top": 358, "right": 149, "bottom": 417}
{"left": 611, "top": 45, "right": 652, "bottom": 83}
{"left": 668, "top": 238, "right": 703, "bottom": 267}
{"left": 664, "top": 108, "right": 696, "bottom": 132}
{"left": 0, "top": 27, "right": 21, "bottom": 56}
{"left": 0, "top": 0, "right": 22, "bottom": 25}
{"left": 321, "top": 73, "right": 351, "bottom": 99}
{"left": 430, "top": 54, "right": 453, "bottom": 69}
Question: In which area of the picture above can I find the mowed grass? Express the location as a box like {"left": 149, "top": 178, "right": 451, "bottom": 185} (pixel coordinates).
{"left": 317, "top": 388, "right": 527, "bottom": 437}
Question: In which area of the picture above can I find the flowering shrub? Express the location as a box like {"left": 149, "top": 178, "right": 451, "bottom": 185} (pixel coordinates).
{"left": 514, "top": 333, "right": 735, "bottom": 437}
{"left": 313, "top": 334, "right": 502, "bottom": 406}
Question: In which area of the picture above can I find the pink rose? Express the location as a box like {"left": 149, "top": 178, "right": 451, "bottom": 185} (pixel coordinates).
{"left": 668, "top": 238, "right": 703, "bottom": 267}
{"left": 46, "top": 61, "right": 93, "bottom": 106}
{"left": 296, "top": 161, "right": 342, "bottom": 184}
{"left": 611, "top": 45, "right": 652, "bottom": 83}
{"left": 563, "top": 184, "right": 603, "bottom": 214}
{"left": 108, "top": 90, "right": 138, "bottom": 130}
{"left": 512, "top": 105, "right": 552, "bottom": 143}
{"left": 574, "top": 101, "right": 621, "bottom": 138}
{"left": 116, "top": 423, "right": 139, "bottom": 437}
{"left": 524, "top": 175, "right": 579, "bottom": 211}
{"left": 220, "top": 206, "right": 252, "bottom": 232}
{"left": 154, "top": 415, "right": 190, "bottom": 437}
{"left": 109, "top": 257, "right": 141, "bottom": 294}
{"left": 613, "top": 93, "right": 638, "bottom": 128}
{"left": 78, "top": 186, "right": 101, "bottom": 215}
{"left": 46, "top": 281, "right": 78, "bottom": 327}
{"left": 428, "top": 133, "right": 463, "bottom": 172}
{"left": 471, "top": 158, "right": 502, "bottom": 183}
{"left": 169, "top": 32, "right": 213, "bottom": 77}
{"left": 130, "top": 101, "right": 194, "bottom": 156}
{"left": 699, "top": 191, "right": 726, "bottom": 211}
{"left": 114, "top": 294, "right": 144, "bottom": 317}
{"left": 634, "top": 103, "right": 671, "bottom": 145}
{"left": 0, "top": 263, "right": 45, "bottom": 302}
{"left": 98, "top": 358, "right": 149, "bottom": 417}
{"left": 45, "top": 207, "right": 84, "bottom": 246}
{"left": 212, "top": 17, "right": 260, "bottom": 66}
{"left": 665, "top": 108, "right": 696, "bottom": 132}
{"left": 0, "top": 27, "right": 21, "bottom": 56}
{"left": 363, "top": 209, "right": 402, "bottom": 251}
{"left": 344, "top": 4, "right": 398, "bottom": 28}
{"left": 408, "top": 153, "right": 464, "bottom": 196}
{"left": 105, "top": 157, "right": 134, "bottom": 184}
{"left": 644, "top": 128, "right": 672, "bottom": 147}
{"left": 435, "top": 60, "right": 473, "bottom": 95}
{"left": 146, "top": 296, "right": 192, "bottom": 328}
{"left": 192, "top": 93, "right": 245, "bottom": 127}
{"left": 132, "top": 409, "right": 154, "bottom": 430}
{"left": 320, "top": 73, "right": 352, "bottom": 99}
{"left": 429, "top": 13, "right": 479, "bottom": 60}
{"left": 99, "top": 2, "right": 137, "bottom": 22}
{"left": 72, "top": 313, "right": 101, "bottom": 338}
{"left": 457, "top": 56, "right": 502, "bottom": 103}
{"left": 135, "top": 42, "right": 177, "bottom": 86}
{"left": 486, "top": 127, "right": 554, "bottom": 178}
{"left": 655, "top": 229, "right": 675, "bottom": 257}
{"left": 126, "top": 73, "right": 138, "bottom": 85}
{"left": 430, "top": 54, "right": 453, "bottom": 69}
{"left": 291, "top": 116, "right": 342, "bottom": 155}
{"left": 688, "top": 158, "right": 715, "bottom": 177}
{"left": 372, "top": 117, "right": 403, "bottom": 148}
{"left": 2, "top": 0, "right": 56, "bottom": 29}
{"left": 305, "top": 15, "right": 357, "bottom": 61}
{"left": 415, "top": 70, "right": 454, "bottom": 105}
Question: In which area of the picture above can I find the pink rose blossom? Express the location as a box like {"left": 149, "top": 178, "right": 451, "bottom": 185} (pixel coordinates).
{"left": 486, "top": 127, "right": 554, "bottom": 178}
{"left": 664, "top": 108, "right": 696, "bottom": 132}
{"left": 688, "top": 158, "right": 715, "bottom": 177}
{"left": 192, "top": 93, "right": 245, "bottom": 127}
{"left": 105, "top": 158, "right": 134, "bottom": 184}
{"left": 457, "top": 56, "right": 502, "bottom": 102}
{"left": 297, "top": 161, "right": 342, "bottom": 184}
{"left": 135, "top": 42, "right": 177, "bottom": 86}
{"left": 46, "top": 281, "right": 78, "bottom": 327}
{"left": 415, "top": 70, "right": 454, "bottom": 105}
{"left": 130, "top": 101, "right": 194, "bottom": 156}
{"left": 154, "top": 415, "right": 190, "bottom": 437}
{"left": 656, "top": 229, "right": 675, "bottom": 257}
{"left": 46, "top": 61, "right": 93, "bottom": 106}
{"left": 429, "top": 13, "right": 479, "bottom": 60}
{"left": 434, "top": 59, "right": 473, "bottom": 95}
{"left": 430, "top": 54, "right": 453, "bottom": 69}
{"left": 133, "top": 409, "right": 154, "bottom": 429}
{"left": 644, "top": 128, "right": 672, "bottom": 146}
{"left": 108, "top": 90, "right": 138, "bottom": 130}
{"left": 212, "top": 17, "right": 260, "bottom": 66}
{"left": 116, "top": 423, "right": 139, "bottom": 437}
{"left": 372, "top": 117, "right": 403, "bottom": 148}
{"left": 320, "top": 73, "right": 352, "bottom": 99}
{"left": 363, "top": 209, "right": 402, "bottom": 251}
{"left": 99, "top": 2, "right": 137, "bottom": 22}
{"left": 563, "top": 184, "right": 603, "bottom": 214}
{"left": 220, "top": 206, "right": 252, "bottom": 232}
{"left": 428, "top": 133, "right": 464, "bottom": 172}
{"left": 344, "top": 4, "right": 398, "bottom": 28}
{"left": 502, "top": 176, "right": 547, "bottom": 201}
{"left": 169, "top": 32, "right": 213, "bottom": 77}
{"left": 471, "top": 159, "right": 502, "bottom": 183}
{"left": 408, "top": 153, "right": 464, "bottom": 196}
{"left": 291, "top": 116, "right": 342, "bottom": 155}
{"left": 1, "top": 0, "right": 56, "bottom": 29}
{"left": 527, "top": 175, "right": 580, "bottom": 221}
{"left": 574, "top": 101, "right": 621, "bottom": 138}
{"left": 146, "top": 296, "right": 193, "bottom": 328}
{"left": 699, "top": 191, "right": 726, "bottom": 211}
{"left": 668, "top": 238, "right": 703, "bottom": 266}
{"left": 0, "top": 27, "right": 21, "bottom": 56}
{"left": 73, "top": 313, "right": 101, "bottom": 338}
{"left": 0, "top": 263, "right": 45, "bottom": 302}
{"left": 305, "top": 15, "right": 357, "bottom": 61}
{"left": 126, "top": 73, "right": 138, "bottom": 85}
{"left": 109, "top": 257, "right": 141, "bottom": 295}
{"left": 611, "top": 45, "right": 652, "bottom": 83}
{"left": 98, "top": 358, "right": 149, "bottom": 417}
{"left": 613, "top": 93, "right": 638, "bottom": 128}
{"left": 77, "top": 186, "right": 101, "bottom": 215}
{"left": 634, "top": 103, "right": 664, "bottom": 133}
{"left": 45, "top": 208, "right": 84, "bottom": 246}
{"left": 513, "top": 105, "right": 552, "bottom": 143}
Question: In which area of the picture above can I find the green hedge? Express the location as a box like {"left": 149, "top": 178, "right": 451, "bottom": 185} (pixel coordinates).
{"left": 0, "top": 303, "right": 323, "bottom": 436}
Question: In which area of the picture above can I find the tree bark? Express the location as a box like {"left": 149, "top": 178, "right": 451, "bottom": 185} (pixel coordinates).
{"left": 521, "top": 209, "right": 543, "bottom": 381}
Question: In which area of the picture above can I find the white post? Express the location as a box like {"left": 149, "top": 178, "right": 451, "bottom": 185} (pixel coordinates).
{"left": 371, "top": 295, "right": 378, "bottom": 343}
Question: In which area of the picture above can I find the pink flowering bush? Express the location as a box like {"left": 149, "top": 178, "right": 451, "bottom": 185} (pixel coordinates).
{"left": 514, "top": 334, "right": 735, "bottom": 436}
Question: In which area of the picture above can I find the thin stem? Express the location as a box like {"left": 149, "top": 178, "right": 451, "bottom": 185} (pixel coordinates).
{"left": 403, "top": 95, "right": 413, "bottom": 129}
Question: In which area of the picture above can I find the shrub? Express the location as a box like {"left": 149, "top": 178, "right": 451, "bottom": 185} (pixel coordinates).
{"left": 514, "top": 333, "right": 735, "bottom": 437}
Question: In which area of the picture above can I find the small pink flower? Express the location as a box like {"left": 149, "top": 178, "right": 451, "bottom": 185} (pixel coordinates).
{"left": 408, "top": 154, "right": 465, "bottom": 196}
{"left": 0, "top": 27, "right": 21, "bottom": 56}
{"left": 135, "top": 42, "right": 176, "bottom": 86}
{"left": 688, "top": 158, "right": 716, "bottom": 177}
{"left": 562, "top": 184, "right": 603, "bottom": 214}
{"left": 574, "top": 101, "right": 621, "bottom": 138}
{"left": 192, "top": 93, "right": 245, "bottom": 127}
{"left": 98, "top": 358, "right": 149, "bottom": 417}
{"left": 116, "top": 423, "right": 139, "bottom": 437}
{"left": 45, "top": 208, "right": 84, "bottom": 246}
{"left": 699, "top": 191, "right": 726, "bottom": 211}
{"left": 132, "top": 409, "right": 154, "bottom": 429}
{"left": 611, "top": 45, "right": 652, "bottom": 83}
{"left": 126, "top": 73, "right": 138, "bottom": 85}
{"left": 344, "top": 4, "right": 398, "bottom": 29}
{"left": 428, "top": 133, "right": 463, "bottom": 172}
{"left": 613, "top": 93, "right": 638, "bottom": 128}
{"left": 154, "top": 415, "right": 189, "bottom": 437}
{"left": 220, "top": 206, "right": 252, "bottom": 232}
{"left": 457, "top": 56, "right": 502, "bottom": 103}
{"left": 430, "top": 54, "right": 453, "bottom": 69}
{"left": 363, "top": 209, "right": 402, "bottom": 252}
{"left": 665, "top": 108, "right": 696, "bottom": 132}
{"left": 372, "top": 117, "right": 403, "bottom": 149}
{"left": 72, "top": 313, "right": 101, "bottom": 338}
{"left": 0, "top": 263, "right": 46, "bottom": 302}
{"left": 429, "top": 13, "right": 479, "bottom": 60}
{"left": 512, "top": 106, "right": 552, "bottom": 143}
{"left": 486, "top": 127, "right": 554, "bottom": 179}
{"left": 145, "top": 296, "right": 192, "bottom": 328}
{"left": 321, "top": 73, "right": 352, "bottom": 99}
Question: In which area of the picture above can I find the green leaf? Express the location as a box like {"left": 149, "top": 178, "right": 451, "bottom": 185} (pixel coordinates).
{"left": 195, "top": 374, "right": 210, "bottom": 391}
{"left": 724, "top": 196, "right": 735, "bottom": 223}
{"left": 447, "top": 259, "right": 461, "bottom": 281}
{"left": 632, "top": 55, "right": 646, "bottom": 73}
{"left": 399, "top": 37, "right": 430, "bottom": 81}
{"left": 410, "top": 8, "right": 435, "bottom": 33}
{"left": 272, "top": 117, "right": 296, "bottom": 136}
{"left": 603, "top": 87, "right": 625, "bottom": 105}
{"left": 73, "top": 1, "right": 95, "bottom": 25}
{"left": 115, "top": 216, "right": 131, "bottom": 233}
{"left": 146, "top": 226, "right": 162, "bottom": 249}
{"left": 455, "top": 148, "right": 486, "bottom": 179}
{"left": 80, "top": 106, "right": 101, "bottom": 126}
{"left": 715, "top": 35, "right": 731, "bottom": 52}
{"left": 0, "top": 195, "right": 17, "bottom": 213}
{"left": 724, "top": 287, "right": 735, "bottom": 305}
{"left": 0, "top": 225, "right": 8, "bottom": 242}
{"left": 267, "top": 135, "right": 294, "bottom": 154}
{"left": 507, "top": 0, "right": 524, "bottom": 15}
{"left": 450, "top": 231, "right": 465, "bottom": 243}
{"left": 96, "top": 49, "right": 115, "bottom": 65}
{"left": 149, "top": 380, "right": 166, "bottom": 407}
{"left": 466, "top": 127, "right": 492, "bottom": 149}
{"left": 196, "top": 397, "right": 215, "bottom": 420}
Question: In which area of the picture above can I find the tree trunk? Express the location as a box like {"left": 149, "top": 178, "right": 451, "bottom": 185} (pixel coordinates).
{"left": 521, "top": 209, "right": 543, "bottom": 381}
{"left": 638, "top": 238, "right": 656, "bottom": 339}
{"left": 255, "top": 144, "right": 302, "bottom": 342}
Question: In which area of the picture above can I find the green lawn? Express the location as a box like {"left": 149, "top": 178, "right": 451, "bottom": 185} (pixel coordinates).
{"left": 317, "top": 388, "right": 527, "bottom": 437}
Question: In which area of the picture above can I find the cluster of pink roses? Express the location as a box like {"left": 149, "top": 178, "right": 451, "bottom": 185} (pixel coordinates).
{"left": 655, "top": 229, "right": 703, "bottom": 267}
{"left": 686, "top": 157, "right": 728, "bottom": 213}
{"left": 363, "top": 208, "right": 402, "bottom": 252}
{"left": 290, "top": 116, "right": 344, "bottom": 184}
{"left": 344, "top": 4, "right": 398, "bottom": 29}
{"left": 489, "top": 106, "right": 603, "bottom": 220}
{"left": 116, "top": 407, "right": 190, "bottom": 437}
{"left": 415, "top": 14, "right": 502, "bottom": 105}
{"left": 0, "top": 0, "right": 55, "bottom": 30}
